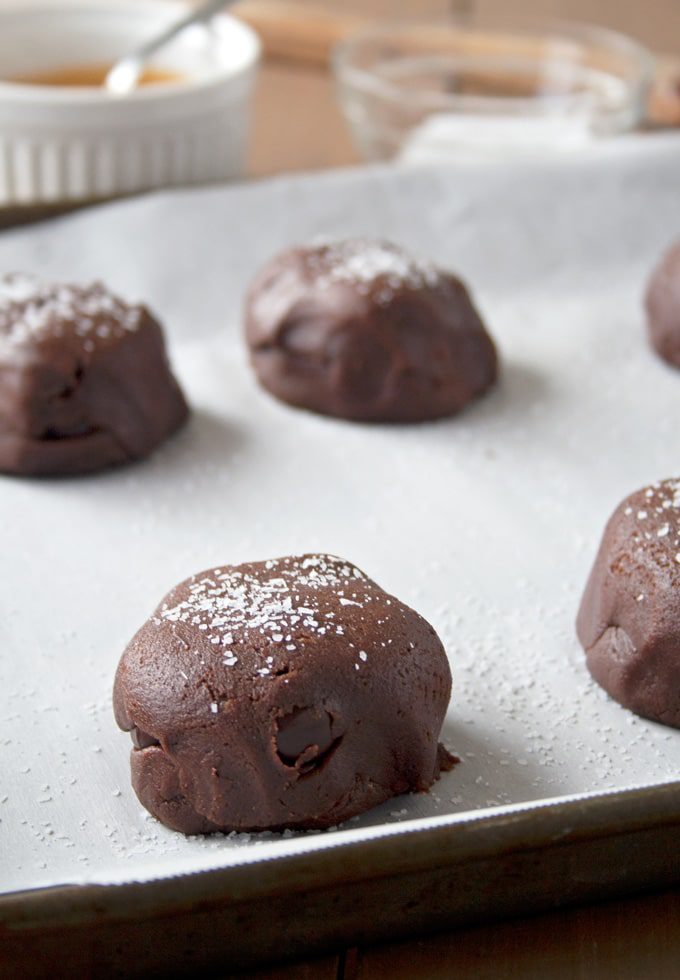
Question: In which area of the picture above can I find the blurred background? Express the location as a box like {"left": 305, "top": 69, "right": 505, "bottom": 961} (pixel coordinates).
{"left": 278, "top": 0, "right": 680, "bottom": 51}
{"left": 1, "top": 0, "right": 679, "bottom": 215}
{"left": 240, "top": 0, "right": 680, "bottom": 174}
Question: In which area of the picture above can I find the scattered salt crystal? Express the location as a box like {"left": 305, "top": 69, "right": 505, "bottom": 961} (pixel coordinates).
{"left": 161, "top": 555, "right": 371, "bottom": 679}
{"left": 0, "top": 275, "right": 142, "bottom": 348}
{"left": 309, "top": 240, "right": 442, "bottom": 305}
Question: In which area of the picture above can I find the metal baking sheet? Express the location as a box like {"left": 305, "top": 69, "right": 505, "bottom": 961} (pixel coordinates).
{"left": 1, "top": 136, "right": 680, "bottom": 901}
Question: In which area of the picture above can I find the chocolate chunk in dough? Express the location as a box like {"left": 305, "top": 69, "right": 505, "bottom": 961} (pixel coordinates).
{"left": 114, "top": 553, "right": 453, "bottom": 833}
{"left": 646, "top": 242, "right": 680, "bottom": 368}
{"left": 245, "top": 239, "right": 498, "bottom": 422}
{"left": 576, "top": 479, "right": 680, "bottom": 728}
{"left": 276, "top": 707, "right": 336, "bottom": 771}
{"left": 0, "top": 274, "right": 188, "bottom": 475}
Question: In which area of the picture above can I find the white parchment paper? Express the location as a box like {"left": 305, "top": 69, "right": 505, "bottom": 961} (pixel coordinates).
{"left": 1, "top": 136, "right": 680, "bottom": 895}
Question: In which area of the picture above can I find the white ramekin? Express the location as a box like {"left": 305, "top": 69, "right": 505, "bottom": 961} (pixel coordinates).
{"left": 0, "top": 0, "right": 261, "bottom": 206}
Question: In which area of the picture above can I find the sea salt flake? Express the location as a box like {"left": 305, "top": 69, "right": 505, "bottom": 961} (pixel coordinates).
{"left": 159, "top": 554, "right": 373, "bottom": 678}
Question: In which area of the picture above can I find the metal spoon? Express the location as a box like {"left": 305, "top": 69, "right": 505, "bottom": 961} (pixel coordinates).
{"left": 105, "top": 0, "right": 238, "bottom": 96}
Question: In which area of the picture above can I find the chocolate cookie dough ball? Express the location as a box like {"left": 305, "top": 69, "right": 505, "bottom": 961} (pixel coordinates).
{"left": 245, "top": 239, "right": 498, "bottom": 422}
{"left": 646, "top": 242, "right": 680, "bottom": 368}
{"left": 114, "top": 554, "right": 453, "bottom": 833}
{"left": 576, "top": 479, "right": 680, "bottom": 728}
{"left": 0, "top": 274, "right": 188, "bottom": 475}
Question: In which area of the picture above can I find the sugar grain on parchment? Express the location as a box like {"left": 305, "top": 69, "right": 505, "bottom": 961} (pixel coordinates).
{"left": 157, "top": 555, "right": 374, "bottom": 666}
{"left": 0, "top": 274, "right": 142, "bottom": 346}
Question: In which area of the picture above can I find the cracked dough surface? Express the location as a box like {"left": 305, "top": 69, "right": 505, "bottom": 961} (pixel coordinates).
{"left": 0, "top": 275, "right": 188, "bottom": 475}
{"left": 114, "top": 553, "right": 453, "bottom": 833}
{"left": 577, "top": 478, "right": 680, "bottom": 729}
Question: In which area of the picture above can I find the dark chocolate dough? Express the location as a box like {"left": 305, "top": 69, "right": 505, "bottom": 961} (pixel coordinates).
{"left": 0, "top": 274, "right": 188, "bottom": 475}
{"left": 244, "top": 240, "right": 498, "bottom": 422}
{"left": 646, "top": 241, "right": 680, "bottom": 368}
{"left": 113, "top": 554, "right": 453, "bottom": 833}
{"left": 576, "top": 479, "right": 680, "bottom": 728}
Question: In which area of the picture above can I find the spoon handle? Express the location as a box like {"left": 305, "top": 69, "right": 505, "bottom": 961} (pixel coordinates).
{"left": 132, "top": 0, "right": 237, "bottom": 61}
{"left": 106, "top": 0, "right": 238, "bottom": 94}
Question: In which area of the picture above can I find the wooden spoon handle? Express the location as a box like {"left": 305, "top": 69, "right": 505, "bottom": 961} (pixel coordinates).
{"left": 235, "top": 1, "right": 367, "bottom": 66}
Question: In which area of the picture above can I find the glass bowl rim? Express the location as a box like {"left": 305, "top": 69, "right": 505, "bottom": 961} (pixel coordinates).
{"left": 332, "top": 17, "right": 655, "bottom": 114}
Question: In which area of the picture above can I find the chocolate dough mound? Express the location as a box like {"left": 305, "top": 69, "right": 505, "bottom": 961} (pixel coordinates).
{"left": 244, "top": 239, "right": 498, "bottom": 422}
{"left": 0, "top": 274, "right": 188, "bottom": 475}
{"left": 114, "top": 554, "right": 453, "bottom": 833}
{"left": 646, "top": 242, "right": 680, "bottom": 368}
{"left": 576, "top": 479, "right": 680, "bottom": 728}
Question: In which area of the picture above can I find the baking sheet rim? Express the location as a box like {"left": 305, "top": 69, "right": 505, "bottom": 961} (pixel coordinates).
{"left": 3, "top": 778, "right": 680, "bottom": 926}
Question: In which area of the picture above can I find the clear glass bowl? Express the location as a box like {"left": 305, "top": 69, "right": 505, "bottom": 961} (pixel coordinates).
{"left": 333, "top": 20, "right": 654, "bottom": 162}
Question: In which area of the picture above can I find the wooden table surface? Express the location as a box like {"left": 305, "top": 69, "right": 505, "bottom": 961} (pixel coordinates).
{"left": 233, "top": 886, "right": 680, "bottom": 979}
{"left": 239, "top": 54, "right": 680, "bottom": 980}
{"left": 249, "top": 59, "right": 356, "bottom": 177}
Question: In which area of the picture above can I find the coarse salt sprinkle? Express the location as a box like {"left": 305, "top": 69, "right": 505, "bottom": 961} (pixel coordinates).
{"left": 158, "top": 555, "right": 374, "bottom": 665}
{"left": 0, "top": 273, "right": 142, "bottom": 346}
{"left": 309, "top": 240, "right": 442, "bottom": 304}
